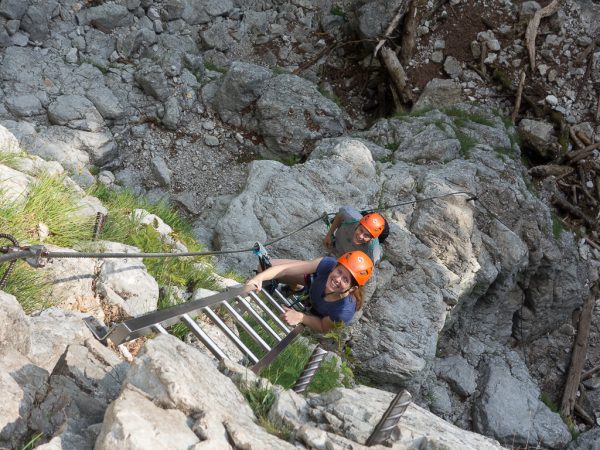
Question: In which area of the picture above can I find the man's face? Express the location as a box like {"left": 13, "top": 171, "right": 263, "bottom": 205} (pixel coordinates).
{"left": 352, "top": 223, "right": 374, "bottom": 245}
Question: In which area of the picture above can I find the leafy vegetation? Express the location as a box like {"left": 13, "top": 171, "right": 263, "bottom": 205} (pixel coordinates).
{"left": 87, "top": 184, "right": 218, "bottom": 293}
{"left": 204, "top": 61, "right": 228, "bottom": 74}
{"left": 0, "top": 175, "right": 95, "bottom": 312}
{"left": 240, "top": 381, "right": 294, "bottom": 440}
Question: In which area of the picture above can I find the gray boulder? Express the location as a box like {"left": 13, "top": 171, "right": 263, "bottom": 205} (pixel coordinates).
{"left": 86, "top": 86, "right": 125, "bottom": 120}
{"left": 76, "top": 3, "right": 132, "bottom": 30}
{"left": 0, "top": 123, "right": 21, "bottom": 153}
{"left": 434, "top": 355, "right": 477, "bottom": 397}
{"left": 96, "top": 242, "right": 159, "bottom": 317}
{"left": 518, "top": 118, "right": 557, "bottom": 160}
{"left": 472, "top": 354, "right": 571, "bottom": 448}
{"left": 213, "top": 61, "right": 272, "bottom": 128}
{"left": 0, "top": 350, "right": 49, "bottom": 449}
{"left": 4, "top": 94, "right": 44, "bottom": 117}
{"left": 413, "top": 78, "right": 463, "bottom": 112}
{"left": 567, "top": 428, "right": 600, "bottom": 449}
{"left": 114, "top": 334, "right": 296, "bottom": 449}
{"left": 135, "top": 59, "right": 172, "bottom": 102}
{"left": 256, "top": 74, "right": 346, "bottom": 159}
{"left": 0, "top": 291, "right": 30, "bottom": 355}
{"left": 0, "top": 0, "right": 28, "bottom": 20}
{"left": 47, "top": 95, "right": 105, "bottom": 132}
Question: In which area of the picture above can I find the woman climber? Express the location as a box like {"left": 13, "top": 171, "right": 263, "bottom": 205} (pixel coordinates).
{"left": 323, "top": 206, "right": 385, "bottom": 266}
{"left": 245, "top": 251, "right": 373, "bottom": 333}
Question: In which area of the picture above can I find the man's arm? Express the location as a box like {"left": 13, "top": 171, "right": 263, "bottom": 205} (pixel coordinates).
{"left": 323, "top": 213, "right": 342, "bottom": 249}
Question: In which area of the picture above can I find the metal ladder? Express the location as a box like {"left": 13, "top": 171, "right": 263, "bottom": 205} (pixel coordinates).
{"left": 84, "top": 284, "right": 309, "bottom": 374}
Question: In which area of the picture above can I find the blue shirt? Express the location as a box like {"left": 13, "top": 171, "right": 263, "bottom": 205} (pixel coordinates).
{"left": 308, "top": 257, "right": 356, "bottom": 324}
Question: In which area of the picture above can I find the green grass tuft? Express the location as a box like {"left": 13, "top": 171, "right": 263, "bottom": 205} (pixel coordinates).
{"left": 87, "top": 184, "right": 218, "bottom": 294}
{"left": 240, "top": 381, "right": 294, "bottom": 440}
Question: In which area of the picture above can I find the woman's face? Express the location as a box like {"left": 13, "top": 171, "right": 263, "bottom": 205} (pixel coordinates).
{"left": 352, "top": 223, "right": 374, "bottom": 245}
{"left": 326, "top": 264, "right": 354, "bottom": 294}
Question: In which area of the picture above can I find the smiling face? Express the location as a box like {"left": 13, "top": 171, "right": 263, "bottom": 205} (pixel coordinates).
{"left": 352, "top": 223, "right": 374, "bottom": 245}
{"left": 326, "top": 264, "right": 355, "bottom": 294}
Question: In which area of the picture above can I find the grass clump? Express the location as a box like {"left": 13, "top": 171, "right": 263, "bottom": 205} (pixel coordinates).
{"left": 452, "top": 128, "right": 477, "bottom": 159}
{"left": 552, "top": 213, "right": 564, "bottom": 241}
{"left": 0, "top": 174, "right": 95, "bottom": 311}
{"left": 240, "top": 381, "right": 294, "bottom": 440}
{"left": 87, "top": 184, "right": 218, "bottom": 293}
{"left": 331, "top": 5, "right": 345, "bottom": 17}
{"left": 204, "top": 61, "right": 227, "bottom": 74}
{"left": 444, "top": 107, "right": 495, "bottom": 127}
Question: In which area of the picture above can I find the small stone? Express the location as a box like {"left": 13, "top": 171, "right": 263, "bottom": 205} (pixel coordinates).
{"left": 431, "top": 50, "right": 444, "bottom": 63}
{"left": 538, "top": 64, "right": 548, "bottom": 76}
{"left": 204, "top": 135, "right": 219, "bottom": 147}
{"left": 66, "top": 48, "right": 78, "bottom": 64}
{"left": 470, "top": 41, "right": 481, "bottom": 59}
{"left": 545, "top": 95, "right": 558, "bottom": 106}
{"left": 434, "top": 39, "right": 446, "bottom": 50}
{"left": 547, "top": 69, "right": 557, "bottom": 82}
{"left": 153, "top": 20, "right": 163, "bottom": 33}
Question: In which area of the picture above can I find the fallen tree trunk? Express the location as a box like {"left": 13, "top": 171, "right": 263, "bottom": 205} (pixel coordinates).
{"left": 561, "top": 283, "right": 598, "bottom": 417}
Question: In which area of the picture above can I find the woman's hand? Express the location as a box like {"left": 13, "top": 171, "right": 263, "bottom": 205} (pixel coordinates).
{"left": 281, "top": 306, "right": 304, "bottom": 326}
{"left": 245, "top": 274, "right": 263, "bottom": 292}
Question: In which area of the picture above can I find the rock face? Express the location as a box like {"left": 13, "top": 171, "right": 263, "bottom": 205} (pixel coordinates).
{"left": 212, "top": 105, "right": 590, "bottom": 447}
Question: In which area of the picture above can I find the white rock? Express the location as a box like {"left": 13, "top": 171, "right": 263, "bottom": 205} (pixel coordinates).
{"left": 545, "top": 95, "right": 559, "bottom": 106}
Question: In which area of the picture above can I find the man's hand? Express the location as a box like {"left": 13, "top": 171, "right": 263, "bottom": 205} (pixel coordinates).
{"left": 323, "top": 233, "right": 333, "bottom": 249}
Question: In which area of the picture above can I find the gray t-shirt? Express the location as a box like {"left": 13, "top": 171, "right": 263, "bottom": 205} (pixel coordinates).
{"left": 332, "top": 206, "right": 382, "bottom": 265}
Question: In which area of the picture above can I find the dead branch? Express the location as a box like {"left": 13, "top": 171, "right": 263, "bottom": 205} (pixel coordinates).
{"left": 577, "top": 131, "right": 593, "bottom": 146}
{"left": 596, "top": 94, "right": 600, "bottom": 123}
{"left": 570, "top": 127, "right": 585, "bottom": 149}
{"left": 564, "top": 142, "right": 600, "bottom": 164}
{"left": 561, "top": 283, "right": 598, "bottom": 417}
{"left": 512, "top": 71, "right": 526, "bottom": 124}
{"left": 479, "top": 41, "right": 488, "bottom": 75}
{"left": 575, "top": 36, "right": 600, "bottom": 66}
{"left": 596, "top": 175, "right": 600, "bottom": 201}
{"left": 582, "top": 364, "right": 600, "bottom": 381}
{"left": 528, "top": 164, "right": 573, "bottom": 178}
{"left": 525, "top": 0, "right": 560, "bottom": 72}
{"left": 548, "top": 180, "right": 597, "bottom": 228}
{"left": 585, "top": 236, "right": 600, "bottom": 251}
{"left": 578, "top": 165, "right": 598, "bottom": 206}
{"left": 374, "top": 2, "right": 410, "bottom": 57}
{"left": 574, "top": 398, "right": 596, "bottom": 426}
{"left": 380, "top": 46, "right": 414, "bottom": 105}
{"left": 400, "top": 0, "right": 427, "bottom": 65}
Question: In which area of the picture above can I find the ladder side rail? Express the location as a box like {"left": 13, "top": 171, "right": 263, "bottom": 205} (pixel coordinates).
{"left": 104, "top": 286, "right": 249, "bottom": 344}
{"left": 236, "top": 296, "right": 283, "bottom": 342}
{"left": 203, "top": 307, "right": 259, "bottom": 364}
{"left": 181, "top": 314, "right": 228, "bottom": 361}
{"left": 248, "top": 292, "right": 290, "bottom": 334}
{"left": 221, "top": 302, "right": 272, "bottom": 353}
{"left": 251, "top": 324, "right": 305, "bottom": 374}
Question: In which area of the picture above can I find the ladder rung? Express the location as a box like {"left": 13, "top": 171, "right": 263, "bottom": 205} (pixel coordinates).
{"left": 221, "top": 302, "right": 271, "bottom": 353}
{"left": 203, "top": 307, "right": 259, "bottom": 364}
{"left": 248, "top": 292, "right": 290, "bottom": 334}
{"left": 181, "top": 314, "right": 228, "bottom": 361}
{"left": 236, "top": 296, "right": 282, "bottom": 342}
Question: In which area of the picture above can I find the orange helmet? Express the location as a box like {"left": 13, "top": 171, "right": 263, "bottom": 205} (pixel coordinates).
{"left": 359, "top": 212, "right": 386, "bottom": 238}
{"left": 337, "top": 251, "right": 373, "bottom": 286}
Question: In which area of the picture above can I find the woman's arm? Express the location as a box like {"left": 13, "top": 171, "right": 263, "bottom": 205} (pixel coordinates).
{"left": 245, "top": 258, "right": 322, "bottom": 291}
{"left": 281, "top": 306, "right": 335, "bottom": 333}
